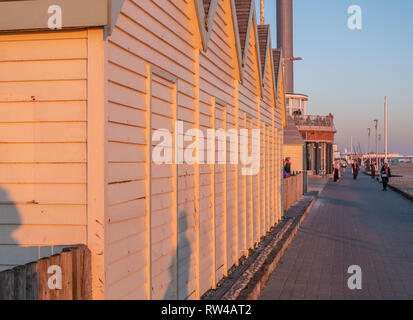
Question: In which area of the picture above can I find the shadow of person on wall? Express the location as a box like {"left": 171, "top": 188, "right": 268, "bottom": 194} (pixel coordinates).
{"left": 0, "top": 188, "right": 63, "bottom": 273}
{"left": 165, "top": 211, "right": 191, "bottom": 300}
{"left": 0, "top": 188, "right": 23, "bottom": 299}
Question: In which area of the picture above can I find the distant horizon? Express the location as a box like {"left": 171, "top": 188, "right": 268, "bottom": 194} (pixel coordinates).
{"left": 256, "top": 0, "right": 413, "bottom": 155}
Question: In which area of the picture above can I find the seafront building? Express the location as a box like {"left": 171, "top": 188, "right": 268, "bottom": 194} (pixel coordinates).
{"left": 283, "top": 116, "right": 305, "bottom": 173}
{"left": 278, "top": 0, "right": 336, "bottom": 176}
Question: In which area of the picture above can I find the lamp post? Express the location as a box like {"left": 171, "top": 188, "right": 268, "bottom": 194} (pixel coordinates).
{"left": 374, "top": 119, "right": 378, "bottom": 169}
{"left": 384, "top": 96, "right": 388, "bottom": 163}
{"left": 379, "top": 134, "right": 382, "bottom": 167}
{"left": 367, "top": 128, "right": 371, "bottom": 161}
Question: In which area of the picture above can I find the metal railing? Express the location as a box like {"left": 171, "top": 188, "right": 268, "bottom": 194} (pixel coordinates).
{"left": 294, "top": 115, "right": 335, "bottom": 129}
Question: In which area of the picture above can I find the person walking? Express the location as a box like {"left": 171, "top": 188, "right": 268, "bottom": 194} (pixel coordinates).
{"left": 284, "top": 158, "right": 291, "bottom": 177}
{"left": 352, "top": 160, "right": 360, "bottom": 180}
{"left": 380, "top": 162, "right": 391, "bottom": 191}
{"left": 333, "top": 160, "right": 340, "bottom": 182}
{"left": 370, "top": 161, "right": 376, "bottom": 179}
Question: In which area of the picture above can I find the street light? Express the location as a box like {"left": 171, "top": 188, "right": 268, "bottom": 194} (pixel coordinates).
{"left": 284, "top": 57, "right": 303, "bottom": 62}
{"left": 374, "top": 119, "right": 378, "bottom": 170}
{"left": 384, "top": 96, "right": 388, "bottom": 163}
{"left": 367, "top": 128, "right": 371, "bottom": 161}
{"left": 379, "top": 134, "right": 382, "bottom": 166}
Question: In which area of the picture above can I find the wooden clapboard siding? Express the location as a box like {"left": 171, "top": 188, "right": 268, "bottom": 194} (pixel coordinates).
{"left": 0, "top": 0, "right": 289, "bottom": 300}
{"left": 283, "top": 145, "right": 304, "bottom": 172}
{"left": 258, "top": 27, "right": 281, "bottom": 234}
{"left": 213, "top": 102, "right": 226, "bottom": 282}
{"left": 198, "top": 0, "right": 239, "bottom": 291}
{"left": 104, "top": 0, "right": 284, "bottom": 300}
{"left": 238, "top": 16, "right": 261, "bottom": 247}
{"left": 150, "top": 72, "right": 178, "bottom": 300}
{"left": 198, "top": 91, "right": 214, "bottom": 295}
{"left": 105, "top": 0, "right": 199, "bottom": 300}
{"left": 0, "top": 30, "right": 88, "bottom": 270}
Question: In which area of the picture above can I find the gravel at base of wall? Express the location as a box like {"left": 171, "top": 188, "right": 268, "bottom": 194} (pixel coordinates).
{"left": 203, "top": 194, "right": 317, "bottom": 300}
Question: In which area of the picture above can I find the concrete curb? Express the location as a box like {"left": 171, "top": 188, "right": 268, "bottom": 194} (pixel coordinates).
{"left": 388, "top": 184, "right": 413, "bottom": 202}
{"left": 364, "top": 171, "right": 413, "bottom": 202}
{"left": 235, "top": 194, "right": 318, "bottom": 300}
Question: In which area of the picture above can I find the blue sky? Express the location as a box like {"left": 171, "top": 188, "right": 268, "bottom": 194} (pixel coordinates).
{"left": 256, "top": 0, "right": 413, "bottom": 155}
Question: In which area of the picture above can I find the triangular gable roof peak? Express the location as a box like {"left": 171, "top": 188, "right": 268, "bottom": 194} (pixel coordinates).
{"left": 272, "top": 48, "right": 282, "bottom": 87}
{"left": 272, "top": 48, "right": 287, "bottom": 127}
{"left": 257, "top": 24, "right": 270, "bottom": 79}
{"left": 203, "top": 0, "right": 212, "bottom": 16}
{"left": 234, "top": 0, "right": 253, "bottom": 61}
{"left": 234, "top": 0, "right": 263, "bottom": 90}
{"left": 194, "top": 0, "right": 218, "bottom": 49}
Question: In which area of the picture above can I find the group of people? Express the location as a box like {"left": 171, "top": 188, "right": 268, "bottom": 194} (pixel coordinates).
{"left": 333, "top": 160, "right": 360, "bottom": 182}
{"left": 333, "top": 159, "right": 392, "bottom": 191}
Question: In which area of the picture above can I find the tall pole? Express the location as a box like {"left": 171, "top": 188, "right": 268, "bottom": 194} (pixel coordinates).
{"left": 260, "top": 0, "right": 265, "bottom": 24}
{"left": 350, "top": 136, "right": 353, "bottom": 155}
{"left": 374, "top": 119, "right": 378, "bottom": 169}
{"left": 367, "top": 128, "right": 371, "bottom": 161}
{"left": 379, "top": 134, "right": 381, "bottom": 166}
{"left": 384, "top": 96, "right": 388, "bottom": 163}
{"left": 277, "top": 0, "right": 294, "bottom": 93}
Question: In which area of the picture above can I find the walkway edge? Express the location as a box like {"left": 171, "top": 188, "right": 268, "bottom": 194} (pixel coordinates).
{"left": 388, "top": 184, "right": 413, "bottom": 202}
{"left": 235, "top": 194, "right": 318, "bottom": 300}
{"left": 364, "top": 171, "right": 413, "bottom": 202}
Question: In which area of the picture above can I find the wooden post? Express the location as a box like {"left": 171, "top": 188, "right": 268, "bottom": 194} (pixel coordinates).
{"left": 295, "top": 175, "right": 298, "bottom": 203}
{"left": 25, "top": 262, "right": 38, "bottom": 300}
{"left": 81, "top": 246, "right": 92, "bottom": 300}
{"left": 71, "top": 247, "right": 83, "bottom": 300}
{"left": 60, "top": 250, "right": 73, "bottom": 300}
{"left": 49, "top": 254, "right": 61, "bottom": 300}
{"left": 0, "top": 270, "right": 14, "bottom": 300}
{"left": 283, "top": 179, "right": 285, "bottom": 213}
{"left": 13, "top": 265, "right": 26, "bottom": 300}
{"left": 38, "top": 258, "right": 50, "bottom": 300}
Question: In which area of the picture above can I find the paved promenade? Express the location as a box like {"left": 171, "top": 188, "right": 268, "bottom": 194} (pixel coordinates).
{"left": 259, "top": 171, "right": 413, "bottom": 300}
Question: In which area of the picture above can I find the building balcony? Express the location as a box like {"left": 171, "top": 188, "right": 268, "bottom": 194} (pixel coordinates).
{"left": 285, "top": 93, "right": 308, "bottom": 116}
{"left": 294, "top": 114, "right": 336, "bottom": 132}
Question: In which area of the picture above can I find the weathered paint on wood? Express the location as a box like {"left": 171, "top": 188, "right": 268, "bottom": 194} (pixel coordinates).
{"left": 1, "top": 0, "right": 288, "bottom": 300}
{"left": 0, "top": 245, "right": 91, "bottom": 300}
{"left": 0, "top": 29, "right": 88, "bottom": 270}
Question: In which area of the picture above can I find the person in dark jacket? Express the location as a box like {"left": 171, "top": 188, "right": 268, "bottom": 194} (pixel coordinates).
{"left": 333, "top": 160, "right": 340, "bottom": 182}
{"left": 380, "top": 162, "right": 391, "bottom": 191}
{"left": 352, "top": 161, "right": 360, "bottom": 180}
{"left": 284, "top": 158, "right": 291, "bottom": 176}
{"left": 370, "top": 162, "right": 376, "bottom": 179}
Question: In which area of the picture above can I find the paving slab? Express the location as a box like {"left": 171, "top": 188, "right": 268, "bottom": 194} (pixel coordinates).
{"left": 259, "top": 171, "right": 413, "bottom": 300}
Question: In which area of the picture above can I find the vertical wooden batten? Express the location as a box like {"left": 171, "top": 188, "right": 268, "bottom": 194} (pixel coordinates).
{"left": 194, "top": 49, "right": 201, "bottom": 299}
{"left": 144, "top": 64, "right": 151, "bottom": 300}
{"left": 87, "top": 28, "right": 106, "bottom": 300}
